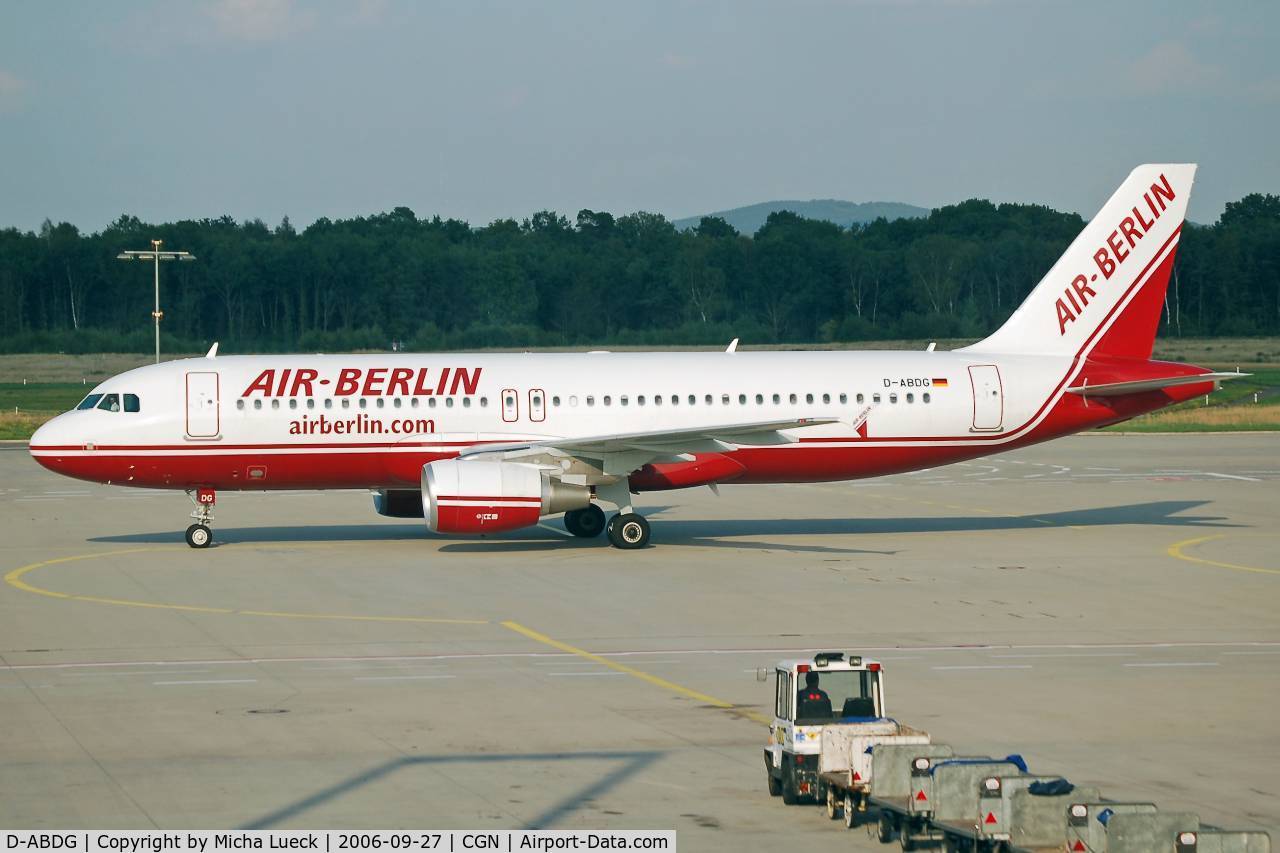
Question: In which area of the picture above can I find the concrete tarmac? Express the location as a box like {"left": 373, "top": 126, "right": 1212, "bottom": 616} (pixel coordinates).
{"left": 1, "top": 434, "right": 1277, "bottom": 848}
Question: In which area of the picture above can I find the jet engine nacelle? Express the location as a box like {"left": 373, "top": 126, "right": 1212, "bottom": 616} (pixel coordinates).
{"left": 372, "top": 489, "right": 426, "bottom": 518}
{"left": 422, "top": 459, "right": 591, "bottom": 534}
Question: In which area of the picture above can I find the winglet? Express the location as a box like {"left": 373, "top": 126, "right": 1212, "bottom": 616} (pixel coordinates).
{"left": 726, "top": 338, "right": 739, "bottom": 353}
{"left": 205, "top": 342, "right": 219, "bottom": 358}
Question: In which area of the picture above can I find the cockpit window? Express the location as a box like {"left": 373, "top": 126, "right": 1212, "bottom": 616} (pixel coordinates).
{"left": 76, "top": 394, "right": 104, "bottom": 411}
{"left": 97, "top": 393, "right": 121, "bottom": 412}
{"left": 124, "top": 394, "right": 140, "bottom": 413}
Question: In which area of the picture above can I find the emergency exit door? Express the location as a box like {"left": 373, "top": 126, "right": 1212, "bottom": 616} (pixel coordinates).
{"left": 968, "top": 364, "right": 1003, "bottom": 432}
{"left": 186, "top": 371, "right": 220, "bottom": 438}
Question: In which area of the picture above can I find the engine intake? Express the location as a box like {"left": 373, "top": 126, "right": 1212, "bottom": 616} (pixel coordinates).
{"left": 372, "top": 489, "right": 426, "bottom": 518}
{"left": 422, "top": 459, "right": 591, "bottom": 534}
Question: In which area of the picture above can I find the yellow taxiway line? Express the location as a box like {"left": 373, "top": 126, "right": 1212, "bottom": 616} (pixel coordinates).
{"left": 3, "top": 548, "right": 488, "bottom": 624}
{"left": 1167, "top": 534, "right": 1280, "bottom": 577}
{"left": 502, "top": 620, "right": 770, "bottom": 725}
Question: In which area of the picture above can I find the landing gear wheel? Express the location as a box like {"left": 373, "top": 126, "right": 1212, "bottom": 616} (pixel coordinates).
{"left": 607, "top": 513, "right": 650, "bottom": 549}
{"left": 564, "top": 504, "right": 606, "bottom": 538}
{"left": 185, "top": 524, "right": 212, "bottom": 549}
{"left": 877, "top": 811, "right": 895, "bottom": 842}
{"left": 844, "top": 794, "right": 858, "bottom": 829}
{"left": 767, "top": 772, "right": 781, "bottom": 797}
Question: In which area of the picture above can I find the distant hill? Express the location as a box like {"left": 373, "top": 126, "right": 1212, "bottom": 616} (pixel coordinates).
{"left": 673, "top": 199, "right": 930, "bottom": 235}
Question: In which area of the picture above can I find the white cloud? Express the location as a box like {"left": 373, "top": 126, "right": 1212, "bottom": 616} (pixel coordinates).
{"left": 1125, "top": 41, "right": 1222, "bottom": 95}
{"left": 0, "top": 70, "right": 26, "bottom": 113}
{"left": 206, "top": 0, "right": 304, "bottom": 41}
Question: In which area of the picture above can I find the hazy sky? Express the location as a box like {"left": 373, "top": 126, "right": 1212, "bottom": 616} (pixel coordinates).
{"left": 2, "top": 1, "right": 1277, "bottom": 233}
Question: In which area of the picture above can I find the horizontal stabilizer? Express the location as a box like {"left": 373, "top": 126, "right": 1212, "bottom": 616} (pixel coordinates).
{"left": 1067, "top": 372, "right": 1247, "bottom": 397}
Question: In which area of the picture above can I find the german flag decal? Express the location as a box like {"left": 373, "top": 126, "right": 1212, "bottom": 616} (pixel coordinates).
{"left": 931, "top": 377, "right": 949, "bottom": 387}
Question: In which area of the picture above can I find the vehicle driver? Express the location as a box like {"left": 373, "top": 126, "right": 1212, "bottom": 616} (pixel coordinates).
{"left": 797, "top": 671, "right": 832, "bottom": 720}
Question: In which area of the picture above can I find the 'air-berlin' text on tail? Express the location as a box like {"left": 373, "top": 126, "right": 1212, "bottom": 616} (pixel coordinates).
{"left": 963, "top": 164, "right": 1195, "bottom": 361}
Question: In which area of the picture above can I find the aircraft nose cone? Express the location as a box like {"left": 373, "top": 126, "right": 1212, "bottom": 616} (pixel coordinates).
{"left": 28, "top": 413, "right": 77, "bottom": 475}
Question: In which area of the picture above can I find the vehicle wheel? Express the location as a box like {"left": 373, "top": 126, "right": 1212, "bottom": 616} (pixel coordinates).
{"left": 844, "top": 794, "right": 857, "bottom": 829}
{"left": 826, "top": 787, "right": 840, "bottom": 820}
{"left": 564, "top": 504, "right": 606, "bottom": 538}
{"left": 185, "top": 524, "right": 212, "bottom": 549}
{"left": 767, "top": 771, "right": 781, "bottom": 797}
{"left": 607, "top": 513, "right": 650, "bottom": 549}
{"left": 878, "top": 811, "right": 895, "bottom": 843}
{"left": 900, "top": 824, "right": 916, "bottom": 852}
{"left": 781, "top": 774, "right": 798, "bottom": 805}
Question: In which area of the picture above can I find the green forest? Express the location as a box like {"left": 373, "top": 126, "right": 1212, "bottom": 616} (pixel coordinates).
{"left": 1, "top": 193, "right": 1277, "bottom": 354}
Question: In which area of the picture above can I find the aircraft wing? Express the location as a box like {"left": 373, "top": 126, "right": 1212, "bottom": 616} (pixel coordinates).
{"left": 1066, "top": 372, "right": 1247, "bottom": 397}
{"left": 458, "top": 416, "right": 841, "bottom": 472}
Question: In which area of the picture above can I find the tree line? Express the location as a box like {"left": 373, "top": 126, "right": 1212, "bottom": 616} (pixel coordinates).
{"left": 0, "top": 193, "right": 1276, "bottom": 354}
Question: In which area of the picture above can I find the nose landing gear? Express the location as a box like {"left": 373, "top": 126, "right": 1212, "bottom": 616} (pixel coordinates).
{"left": 185, "top": 487, "right": 216, "bottom": 549}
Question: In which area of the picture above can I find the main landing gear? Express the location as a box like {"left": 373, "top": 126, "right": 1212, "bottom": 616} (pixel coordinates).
{"left": 185, "top": 487, "right": 216, "bottom": 549}
{"left": 594, "top": 482, "right": 652, "bottom": 550}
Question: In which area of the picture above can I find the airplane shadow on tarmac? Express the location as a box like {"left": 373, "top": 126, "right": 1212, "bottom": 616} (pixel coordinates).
{"left": 236, "top": 750, "right": 663, "bottom": 830}
{"left": 90, "top": 499, "right": 1233, "bottom": 554}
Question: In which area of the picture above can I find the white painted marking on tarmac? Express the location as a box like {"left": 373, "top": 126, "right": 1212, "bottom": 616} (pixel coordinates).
{"left": 932, "top": 665, "right": 1033, "bottom": 671}
{"left": 547, "top": 672, "right": 627, "bottom": 677}
{"left": 5, "top": 642, "right": 1278, "bottom": 672}
{"left": 991, "top": 653, "right": 1135, "bottom": 659}
{"left": 1222, "top": 651, "right": 1280, "bottom": 656}
{"left": 153, "top": 678, "right": 258, "bottom": 685}
{"left": 1204, "top": 472, "right": 1261, "bottom": 482}
{"left": 353, "top": 674, "right": 456, "bottom": 681}
{"left": 1123, "top": 662, "right": 1219, "bottom": 668}
{"left": 67, "top": 669, "right": 212, "bottom": 677}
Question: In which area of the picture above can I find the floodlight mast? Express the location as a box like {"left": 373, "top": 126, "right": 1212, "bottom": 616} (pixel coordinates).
{"left": 116, "top": 240, "right": 196, "bottom": 364}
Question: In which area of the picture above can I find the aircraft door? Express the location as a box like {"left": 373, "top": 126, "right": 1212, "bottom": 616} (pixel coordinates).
{"left": 968, "top": 364, "right": 1003, "bottom": 431}
{"left": 185, "top": 371, "right": 221, "bottom": 438}
{"left": 501, "top": 388, "right": 519, "bottom": 423}
{"left": 529, "top": 389, "right": 546, "bottom": 422}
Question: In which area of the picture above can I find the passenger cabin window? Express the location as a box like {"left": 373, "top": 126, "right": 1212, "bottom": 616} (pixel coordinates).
{"left": 839, "top": 393, "right": 847, "bottom": 404}
{"left": 923, "top": 392, "right": 931, "bottom": 403}
{"left": 856, "top": 393, "right": 864, "bottom": 404}
{"left": 252, "top": 400, "right": 261, "bottom": 410}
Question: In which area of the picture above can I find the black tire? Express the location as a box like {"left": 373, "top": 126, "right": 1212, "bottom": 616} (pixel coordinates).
{"left": 607, "top": 513, "right": 650, "bottom": 549}
{"left": 877, "top": 811, "right": 895, "bottom": 843}
{"left": 767, "top": 771, "right": 782, "bottom": 797}
{"left": 185, "top": 524, "right": 212, "bottom": 549}
{"left": 564, "top": 504, "right": 606, "bottom": 538}
{"left": 826, "top": 786, "right": 840, "bottom": 820}
{"left": 844, "top": 794, "right": 857, "bottom": 829}
{"left": 781, "top": 773, "right": 799, "bottom": 805}
{"left": 900, "top": 823, "right": 916, "bottom": 852}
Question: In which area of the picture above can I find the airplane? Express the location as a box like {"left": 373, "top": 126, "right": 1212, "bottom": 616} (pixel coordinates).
{"left": 29, "top": 164, "right": 1244, "bottom": 550}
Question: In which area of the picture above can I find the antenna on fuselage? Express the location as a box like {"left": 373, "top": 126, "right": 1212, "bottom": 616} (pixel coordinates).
{"left": 926, "top": 342, "right": 936, "bottom": 352}
{"left": 726, "top": 338, "right": 739, "bottom": 353}
{"left": 205, "top": 342, "right": 219, "bottom": 358}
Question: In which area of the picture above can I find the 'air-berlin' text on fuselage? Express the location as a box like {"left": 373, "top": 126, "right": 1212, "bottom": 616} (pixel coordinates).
{"left": 1055, "top": 173, "right": 1177, "bottom": 335}
{"left": 241, "top": 367, "right": 482, "bottom": 398}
